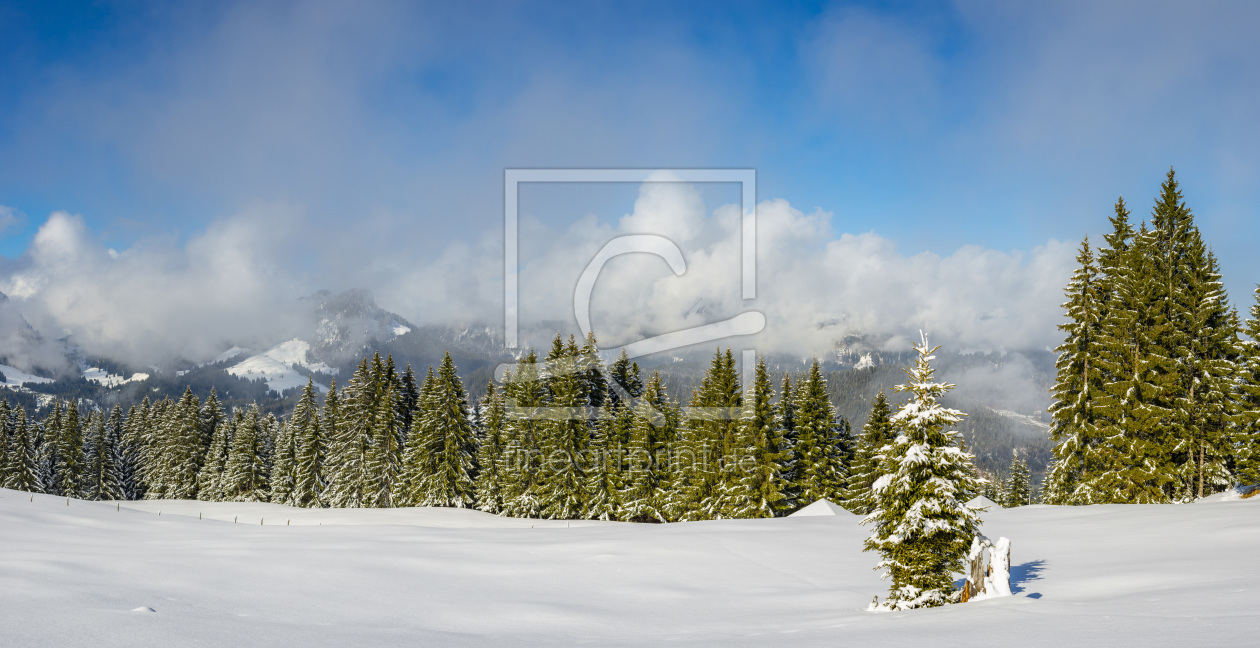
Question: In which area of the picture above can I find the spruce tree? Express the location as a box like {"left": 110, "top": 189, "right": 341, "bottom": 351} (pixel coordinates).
{"left": 4, "top": 407, "right": 39, "bottom": 492}
{"left": 583, "top": 400, "right": 623, "bottom": 520}
{"left": 845, "top": 391, "right": 896, "bottom": 515}
{"left": 1005, "top": 450, "right": 1032, "bottom": 507}
{"left": 0, "top": 399, "right": 9, "bottom": 486}
{"left": 197, "top": 406, "right": 232, "bottom": 502}
{"left": 474, "top": 380, "right": 510, "bottom": 514}
{"left": 56, "top": 401, "right": 84, "bottom": 497}
{"left": 537, "top": 336, "right": 587, "bottom": 519}
{"left": 792, "top": 360, "right": 849, "bottom": 505}
{"left": 159, "top": 388, "right": 201, "bottom": 500}
{"left": 776, "top": 374, "right": 800, "bottom": 510}
{"left": 117, "top": 405, "right": 143, "bottom": 500}
{"left": 366, "top": 384, "right": 404, "bottom": 508}
{"left": 620, "top": 373, "right": 672, "bottom": 521}
{"left": 672, "top": 349, "right": 740, "bottom": 520}
{"left": 1236, "top": 286, "right": 1260, "bottom": 486}
{"left": 412, "top": 353, "right": 478, "bottom": 507}
{"left": 269, "top": 417, "right": 297, "bottom": 505}
{"left": 862, "top": 334, "right": 983, "bottom": 610}
{"left": 503, "top": 352, "right": 546, "bottom": 517}
{"left": 291, "top": 379, "right": 326, "bottom": 507}
{"left": 1046, "top": 238, "right": 1104, "bottom": 504}
{"left": 1089, "top": 223, "right": 1170, "bottom": 503}
{"left": 196, "top": 389, "right": 224, "bottom": 475}
{"left": 320, "top": 379, "right": 343, "bottom": 505}
{"left": 221, "top": 406, "right": 268, "bottom": 501}
{"left": 129, "top": 398, "right": 154, "bottom": 498}
{"left": 327, "top": 360, "right": 373, "bottom": 507}
{"left": 722, "top": 357, "right": 789, "bottom": 518}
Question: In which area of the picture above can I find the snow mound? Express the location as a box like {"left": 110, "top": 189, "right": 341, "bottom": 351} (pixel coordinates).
{"left": 967, "top": 495, "right": 1000, "bottom": 509}
{"left": 789, "top": 499, "right": 853, "bottom": 517}
{"left": 130, "top": 606, "right": 156, "bottom": 613}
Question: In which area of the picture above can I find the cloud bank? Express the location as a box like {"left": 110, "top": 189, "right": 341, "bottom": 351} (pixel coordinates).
{"left": 0, "top": 181, "right": 1076, "bottom": 369}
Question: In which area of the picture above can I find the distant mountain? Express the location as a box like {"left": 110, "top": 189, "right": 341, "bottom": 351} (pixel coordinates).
{"left": 0, "top": 288, "right": 1058, "bottom": 479}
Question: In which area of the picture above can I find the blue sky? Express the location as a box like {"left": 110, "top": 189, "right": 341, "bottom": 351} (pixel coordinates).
{"left": 0, "top": 0, "right": 1257, "bottom": 360}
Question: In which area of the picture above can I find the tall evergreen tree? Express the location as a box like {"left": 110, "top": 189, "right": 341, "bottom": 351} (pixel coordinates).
{"left": 844, "top": 391, "right": 896, "bottom": 515}
{"left": 722, "top": 357, "right": 789, "bottom": 518}
{"left": 1005, "top": 450, "right": 1032, "bottom": 507}
{"left": 474, "top": 380, "right": 510, "bottom": 514}
{"left": 3, "top": 407, "right": 39, "bottom": 492}
{"left": 117, "top": 405, "right": 143, "bottom": 500}
{"left": 221, "top": 406, "right": 268, "bottom": 501}
{"left": 55, "top": 401, "right": 84, "bottom": 497}
{"left": 1046, "top": 238, "right": 1105, "bottom": 504}
{"left": 197, "top": 406, "right": 232, "bottom": 502}
{"left": 863, "top": 334, "right": 983, "bottom": 610}
{"left": 327, "top": 360, "right": 374, "bottom": 508}
{"left": 537, "top": 336, "right": 587, "bottom": 519}
{"left": 0, "top": 399, "right": 9, "bottom": 486}
{"left": 412, "top": 353, "right": 478, "bottom": 507}
{"left": 1089, "top": 223, "right": 1170, "bottom": 503}
{"left": 1236, "top": 286, "right": 1260, "bottom": 486}
{"left": 196, "top": 389, "right": 224, "bottom": 475}
{"left": 503, "top": 352, "right": 546, "bottom": 517}
{"left": 583, "top": 399, "right": 624, "bottom": 520}
{"left": 366, "top": 384, "right": 404, "bottom": 508}
{"left": 792, "top": 360, "right": 849, "bottom": 505}
{"left": 269, "top": 417, "right": 298, "bottom": 505}
{"left": 671, "top": 349, "right": 741, "bottom": 520}
{"left": 291, "top": 379, "right": 326, "bottom": 507}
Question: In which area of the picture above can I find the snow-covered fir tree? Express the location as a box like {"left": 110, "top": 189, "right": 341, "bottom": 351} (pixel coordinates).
{"left": 221, "top": 406, "right": 268, "bottom": 502}
{"left": 291, "top": 378, "right": 326, "bottom": 508}
{"left": 863, "top": 334, "right": 983, "bottom": 610}
{"left": 410, "top": 352, "right": 477, "bottom": 508}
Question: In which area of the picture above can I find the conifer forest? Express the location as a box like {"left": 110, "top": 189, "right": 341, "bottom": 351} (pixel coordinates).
{"left": 5, "top": 171, "right": 1257, "bottom": 524}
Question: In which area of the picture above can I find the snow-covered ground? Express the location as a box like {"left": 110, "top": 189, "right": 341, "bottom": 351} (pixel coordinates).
{"left": 2, "top": 488, "right": 1258, "bottom": 646}
{"left": 0, "top": 362, "right": 53, "bottom": 387}
{"left": 227, "top": 339, "right": 336, "bottom": 393}
{"left": 82, "top": 367, "right": 149, "bottom": 388}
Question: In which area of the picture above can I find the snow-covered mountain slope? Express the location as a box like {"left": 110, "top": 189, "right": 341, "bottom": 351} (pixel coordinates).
{"left": 82, "top": 367, "right": 149, "bottom": 387}
{"left": 227, "top": 339, "right": 336, "bottom": 394}
{"left": 3, "top": 488, "right": 1258, "bottom": 646}
{"left": 0, "top": 363, "right": 53, "bottom": 387}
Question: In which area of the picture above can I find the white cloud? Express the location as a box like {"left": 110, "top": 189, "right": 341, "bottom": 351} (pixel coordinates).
{"left": 0, "top": 182, "right": 1078, "bottom": 367}
{"left": 2, "top": 207, "right": 309, "bottom": 366}
{"left": 500, "top": 182, "right": 1076, "bottom": 356}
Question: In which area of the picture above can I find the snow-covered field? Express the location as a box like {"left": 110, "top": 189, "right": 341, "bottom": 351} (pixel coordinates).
{"left": 226, "top": 339, "right": 336, "bottom": 393}
{"left": 2, "top": 488, "right": 1258, "bottom": 646}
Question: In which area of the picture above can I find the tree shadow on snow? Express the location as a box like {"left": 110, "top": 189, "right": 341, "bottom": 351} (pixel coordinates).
{"left": 1010, "top": 560, "right": 1046, "bottom": 598}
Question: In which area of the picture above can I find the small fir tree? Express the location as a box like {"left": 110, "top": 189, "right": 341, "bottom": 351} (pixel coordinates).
{"left": 862, "top": 334, "right": 983, "bottom": 610}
